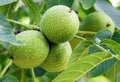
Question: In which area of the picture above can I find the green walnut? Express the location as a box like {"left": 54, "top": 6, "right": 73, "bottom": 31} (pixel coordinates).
{"left": 40, "top": 42, "right": 72, "bottom": 72}
{"left": 80, "top": 12, "right": 115, "bottom": 34}
{"left": 41, "top": 5, "right": 79, "bottom": 43}
{"left": 9, "top": 30, "right": 49, "bottom": 68}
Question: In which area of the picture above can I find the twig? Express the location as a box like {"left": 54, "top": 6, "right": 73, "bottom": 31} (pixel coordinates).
{"left": 0, "top": 60, "right": 13, "bottom": 79}
{"left": 31, "top": 68, "right": 36, "bottom": 82}
{"left": 7, "top": 19, "right": 40, "bottom": 30}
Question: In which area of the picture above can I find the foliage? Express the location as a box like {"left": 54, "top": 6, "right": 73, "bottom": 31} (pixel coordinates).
{"left": 0, "top": 0, "right": 120, "bottom": 82}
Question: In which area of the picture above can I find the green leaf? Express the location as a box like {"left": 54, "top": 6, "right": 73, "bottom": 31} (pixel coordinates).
{"left": 94, "top": 30, "right": 112, "bottom": 44}
{"left": 88, "top": 45, "right": 102, "bottom": 55}
{"left": 89, "top": 58, "right": 116, "bottom": 77}
{"left": 52, "top": 51, "right": 113, "bottom": 82}
{"left": 117, "top": 72, "right": 120, "bottom": 82}
{"left": 94, "top": 0, "right": 120, "bottom": 28}
{"left": 69, "top": 36, "right": 85, "bottom": 50}
{"left": 34, "top": 67, "right": 46, "bottom": 77}
{"left": 42, "top": 72, "right": 57, "bottom": 81}
{"left": 0, "top": 1, "right": 20, "bottom": 18}
{"left": 69, "top": 40, "right": 93, "bottom": 64}
{"left": 0, "top": 42, "right": 5, "bottom": 53}
{"left": 45, "top": 0, "right": 58, "bottom": 9}
{"left": 0, "top": 53, "right": 9, "bottom": 66}
{"left": 1, "top": 42, "right": 9, "bottom": 50}
{"left": 1, "top": 74, "right": 19, "bottom": 82}
{"left": 101, "top": 39, "right": 120, "bottom": 55}
{"left": 38, "top": 72, "right": 57, "bottom": 82}
{"left": 112, "top": 30, "right": 120, "bottom": 43}
{"left": 104, "top": 61, "right": 120, "bottom": 82}
{"left": 59, "top": 0, "right": 74, "bottom": 7}
{"left": 0, "top": 13, "right": 22, "bottom": 46}
{"left": 22, "top": 0, "right": 40, "bottom": 26}
{"left": 0, "top": 64, "right": 2, "bottom": 72}
{"left": 88, "top": 45, "right": 116, "bottom": 77}
{"left": 79, "top": 0, "right": 96, "bottom": 10}
{"left": 0, "top": 0, "right": 17, "bottom": 6}
{"left": 45, "top": 0, "right": 74, "bottom": 9}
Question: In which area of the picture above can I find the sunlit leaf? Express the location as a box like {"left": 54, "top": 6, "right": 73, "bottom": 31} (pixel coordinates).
{"left": 69, "top": 36, "right": 85, "bottom": 50}
{"left": 52, "top": 51, "right": 113, "bottom": 82}
{"left": 101, "top": 39, "right": 120, "bottom": 55}
{"left": 105, "top": 61, "right": 120, "bottom": 82}
{"left": 88, "top": 45, "right": 116, "bottom": 77}
{"left": 69, "top": 40, "right": 93, "bottom": 64}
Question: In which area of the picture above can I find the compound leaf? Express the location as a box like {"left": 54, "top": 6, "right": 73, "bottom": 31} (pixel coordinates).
{"left": 52, "top": 51, "right": 113, "bottom": 82}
